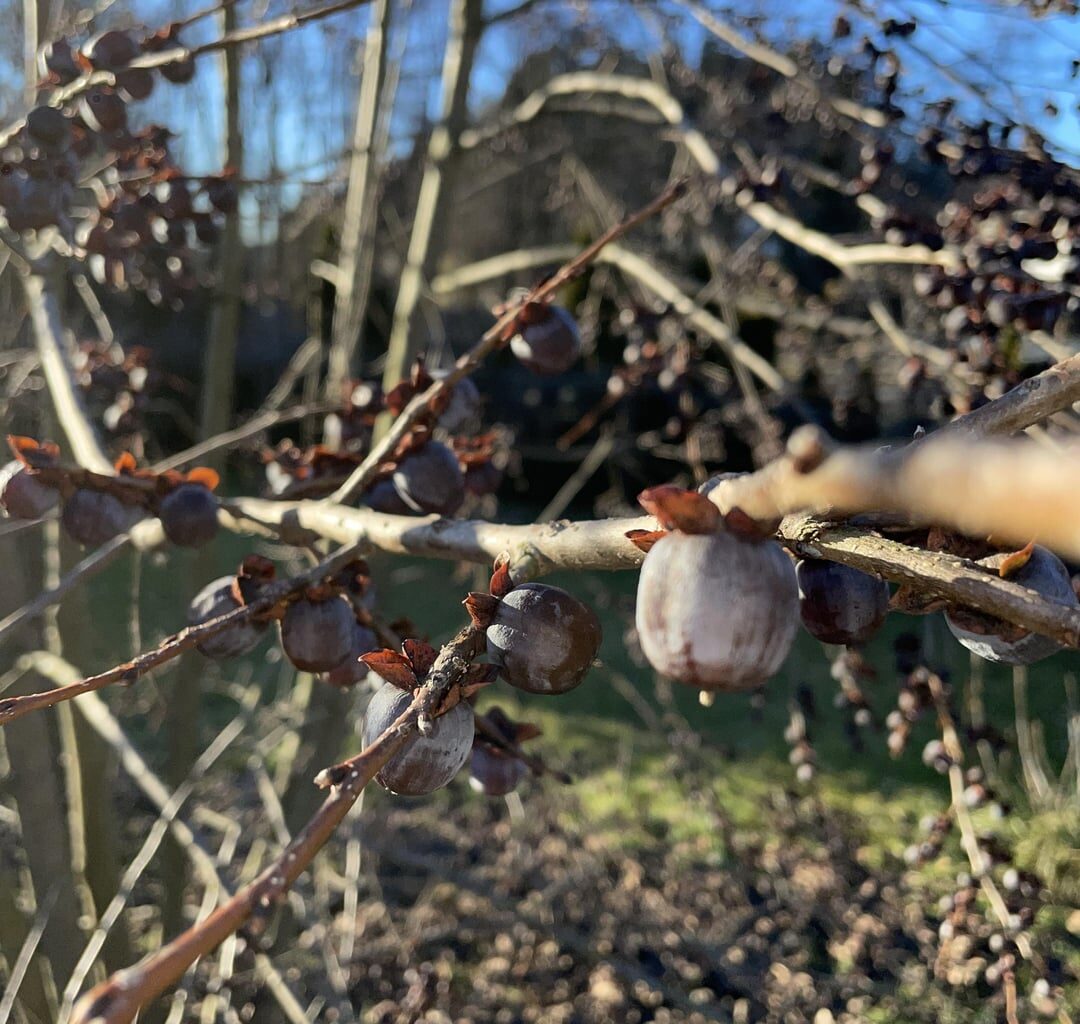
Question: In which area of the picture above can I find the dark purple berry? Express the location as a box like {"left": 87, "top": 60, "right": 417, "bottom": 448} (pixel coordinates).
{"left": 38, "top": 40, "right": 79, "bottom": 84}
{"left": 115, "top": 68, "right": 155, "bottom": 102}
{"left": 79, "top": 89, "right": 127, "bottom": 133}
{"left": 279, "top": 594, "right": 355, "bottom": 672}
{"left": 360, "top": 478, "right": 412, "bottom": 514}
{"left": 83, "top": 30, "right": 138, "bottom": 70}
{"left": 486, "top": 583, "right": 602, "bottom": 695}
{"left": 635, "top": 532, "right": 798, "bottom": 691}
{"left": 323, "top": 621, "right": 379, "bottom": 688}
{"left": 469, "top": 745, "right": 525, "bottom": 797}
{"left": 187, "top": 576, "right": 267, "bottom": 659}
{"left": 61, "top": 488, "right": 143, "bottom": 546}
{"left": 392, "top": 441, "right": 465, "bottom": 516}
{"left": 510, "top": 305, "right": 581, "bottom": 375}
{"left": 25, "top": 106, "right": 70, "bottom": 150}
{"left": 945, "top": 546, "right": 1077, "bottom": 664}
{"left": 796, "top": 558, "right": 890, "bottom": 646}
{"left": 160, "top": 54, "right": 196, "bottom": 84}
{"left": 0, "top": 461, "right": 58, "bottom": 519}
{"left": 362, "top": 682, "right": 473, "bottom": 796}
{"left": 159, "top": 484, "right": 219, "bottom": 547}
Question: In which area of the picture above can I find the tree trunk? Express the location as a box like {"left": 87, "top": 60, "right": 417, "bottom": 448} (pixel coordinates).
{"left": 380, "top": 0, "right": 482, "bottom": 397}
{"left": 325, "top": 0, "right": 394, "bottom": 396}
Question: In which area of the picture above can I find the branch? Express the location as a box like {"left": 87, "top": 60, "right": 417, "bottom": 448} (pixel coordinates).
{"left": 706, "top": 427, "right": 1080, "bottom": 562}
{"left": 70, "top": 625, "right": 481, "bottom": 1024}
{"left": 21, "top": 271, "right": 112, "bottom": 473}
{"left": 327, "top": 177, "right": 688, "bottom": 504}
{"left": 0, "top": 0, "right": 376, "bottom": 148}
{"left": 0, "top": 541, "right": 366, "bottom": 726}
{"left": 432, "top": 241, "right": 784, "bottom": 391}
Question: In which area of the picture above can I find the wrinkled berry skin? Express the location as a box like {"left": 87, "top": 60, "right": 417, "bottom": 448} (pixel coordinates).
{"left": 0, "top": 461, "right": 58, "bottom": 519}
{"left": 432, "top": 372, "right": 481, "bottom": 432}
{"left": 796, "top": 559, "right": 890, "bottom": 646}
{"left": 946, "top": 546, "right": 1077, "bottom": 664}
{"left": 392, "top": 441, "right": 465, "bottom": 517}
{"left": 510, "top": 306, "right": 581, "bottom": 375}
{"left": 61, "top": 488, "right": 143, "bottom": 546}
{"left": 160, "top": 484, "right": 219, "bottom": 547}
{"left": 279, "top": 594, "right": 355, "bottom": 672}
{"left": 635, "top": 532, "right": 799, "bottom": 691}
{"left": 469, "top": 746, "right": 526, "bottom": 797}
{"left": 323, "top": 621, "right": 379, "bottom": 687}
{"left": 363, "top": 683, "right": 473, "bottom": 796}
{"left": 485, "top": 583, "right": 602, "bottom": 695}
{"left": 187, "top": 576, "right": 267, "bottom": 660}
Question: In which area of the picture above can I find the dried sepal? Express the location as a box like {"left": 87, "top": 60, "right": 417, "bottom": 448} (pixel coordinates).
{"left": 489, "top": 554, "right": 514, "bottom": 598}
{"left": 8, "top": 435, "right": 62, "bottom": 469}
{"left": 184, "top": 466, "right": 220, "bottom": 491}
{"left": 625, "top": 528, "right": 667, "bottom": 553}
{"left": 360, "top": 649, "right": 418, "bottom": 691}
{"left": 403, "top": 638, "right": 438, "bottom": 678}
{"left": 464, "top": 663, "right": 500, "bottom": 687}
{"left": 998, "top": 541, "right": 1036, "bottom": 579}
{"left": 722, "top": 506, "right": 781, "bottom": 541}
{"left": 464, "top": 591, "right": 501, "bottom": 628}
{"left": 637, "top": 485, "right": 720, "bottom": 534}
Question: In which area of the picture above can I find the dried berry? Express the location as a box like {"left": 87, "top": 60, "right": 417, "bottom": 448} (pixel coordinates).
{"left": 362, "top": 682, "right": 473, "bottom": 795}
{"left": 510, "top": 305, "right": 581, "bottom": 375}
{"left": 323, "top": 620, "right": 379, "bottom": 688}
{"left": 469, "top": 744, "right": 526, "bottom": 797}
{"left": 61, "top": 488, "right": 144, "bottom": 546}
{"left": 187, "top": 576, "right": 267, "bottom": 660}
{"left": 159, "top": 483, "right": 219, "bottom": 547}
{"left": 432, "top": 371, "right": 481, "bottom": 432}
{"left": 25, "top": 106, "right": 70, "bottom": 150}
{"left": 945, "top": 545, "right": 1077, "bottom": 664}
{"left": 635, "top": 531, "right": 799, "bottom": 691}
{"left": 796, "top": 558, "right": 890, "bottom": 645}
{"left": 360, "top": 478, "right": 413, "bottom": 514}
{"left": 115, "top": 68, "right": 155, "bottom": 102}
{"left": 279, "top": 593, "right": 355, "bottom": 672}
{"left": 38, "top": 40, "right": 79, "bottom": 84}
{"left": 0, "top": 460, "right": 58, "bottom": 519}
{"left": 83, "top": 30, "right": 138, "bottom": 70}
{"left": 392, "top": 441, "right": 465, "bottom": 516}
{"left": 485, "top": 583, "right": 601, "bottom": 695}
{"left": 79, "top": 88, "right": 127, "bottom": 134}
{"left": 160, "top": 54, "right": 196, "bottom": 84}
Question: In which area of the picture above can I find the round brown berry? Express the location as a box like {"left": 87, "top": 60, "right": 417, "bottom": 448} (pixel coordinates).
{"left": 469, "top": 745, "right": 526, "bottom": 797}
{"left": 392, "top": 441, "right": 465, "bottom": 516}
{"left": 796, "top": 558, "right": 890, "bottom": 646}
{"left": 187, "top": 576, "right": 267, "bottom": 660}
{"left": 510, "top": 305, "right": 581, "bottom": 375}
{"left": 635, "top": 531, "right": 798, "bottom": 691}
{"left": 279, "top": 593, "right": 355, "bottom": 672}
{"left": 362, "top": 682, "right": 473, "bottom": 796}
{"left": 159, "top": 483, "right": 219, "bottom": 547}
{"left": 485, "top": 583, "right": 602, "bottom": 695}
{"left": 61, "top": 488, "right": 144, "bottom": 546}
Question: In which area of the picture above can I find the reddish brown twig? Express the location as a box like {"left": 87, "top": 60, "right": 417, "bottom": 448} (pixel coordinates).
{"left": 70, "top": 624, "right": 482, "bottom": 1024}
{"left": 0, "top": 542, "right": 365, "bottom": 727}
{"left": 328, "top": 178, "right": 688, "bottom": 504}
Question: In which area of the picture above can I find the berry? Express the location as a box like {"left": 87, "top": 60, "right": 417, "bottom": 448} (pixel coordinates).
{"left": 61, "top": 488, "right": 144, "bottom": 546}
{"left": 205, "top": 176, "right": 238, "bottom": 214}
{"left": 360, "top": 478, "right": 412, "bottom": 515}
{"left": 796, "top": 558, "right": 890, "bottom": 645}
{"left": 115, "top": 68, "right": 155, "bottom": 102}
{"left": 946, "top": 545, "right": 1077, "bottom": 664}
{"left": 79, "top": 88, "right": 127, "bottom": 133}
{"left": 25, "top": 106, "right": 70, "bottom": 150}
{"left": 83, "top": 30, "right": 138, "bottom": 70}
{"left": 0, "top": 461, "right": 58, "bottom": 519}
{"left": 159, "top": 483, "right": 219, "bottom": 547}
{"left": 469, "top": 745, "right": 526, "bottom": 797}
{"left": 432, "top": 371, "right": 481, "bottom": 432}
{"left": 160, "top": 54, "right": 196, "bottom": 84}
{"left": 392, "top": 441, "right": 465, "bottom": 516}
{"left": 485, "top": 583, "right": 602, "bottom": 695}
{"left": 38, "top": 40, "right": 79, "bottom": 84}
{"left": 187, "top": 576, "right": 267, "bottom": 659}
{"left": 362, "top": 682, "right": 474, "bottom": 796}
{"left": 323, "top": 620, "right": 379, "bottom": 688}
{"left": 635, "top": 531, "right": 799, "bottom": 691}
{"left": 279, "top": 593, "right": 355, "bottom": 672}
{"left": 510, "top": 305, "right": 581, "bottom": 375}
